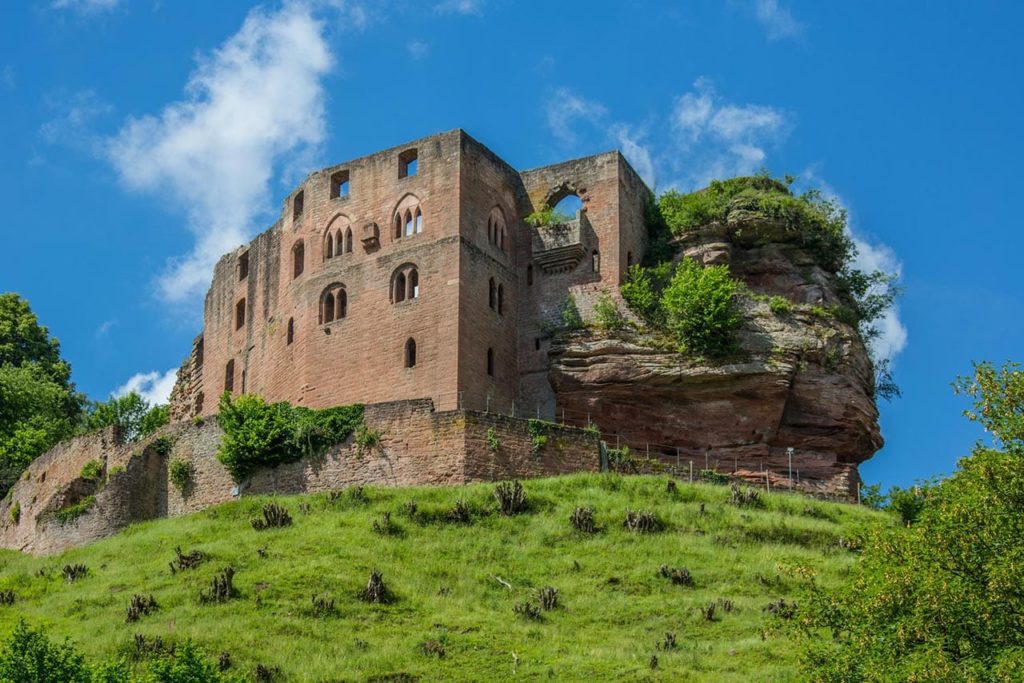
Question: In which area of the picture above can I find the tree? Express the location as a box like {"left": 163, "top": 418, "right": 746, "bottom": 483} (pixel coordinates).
{"left": 81, "top": 392, "right": 168, "bottom": 443}
{"left": 0, "top": 294, "right": 83, "bottom": 497}
{"left": 800, "top": 361, "right": 1024, "bottom": 681}
{"left": 661, "top": 259, "right": 742, "bottom": 356}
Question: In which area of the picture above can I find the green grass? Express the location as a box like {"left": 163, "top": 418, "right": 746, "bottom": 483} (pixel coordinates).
{"left": 0, "top": 474, "right": 888, "bottom": 681}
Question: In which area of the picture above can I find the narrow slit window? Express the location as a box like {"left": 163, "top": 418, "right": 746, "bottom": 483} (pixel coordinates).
{"left": 293, "top": 190, "right": 304, "bottom": 221}
{"left": 287, "top": 318, "right": 294, "bottom": 345}
{"left": 235, "top": 298, "right": 246, "bottom": 330}
{"left": 336, "top": 289, "right": 347, "bottom": 319}
{"left": 238, "top": 251, "right": 249, "bottom": 280}
{"left": 405, "top": 338, "right": 417, "bottom": 368}
{"left": 497, "top": 284, "right": 504, "bottom": 315}
{"left": 325, "top": 233, "right": 334, "bottom": 260}
{"left": 293, "top": 241, "right": 305, "bottom": 278}
{"left": 487, "top": 348, "right": 494, "bottom": 377}
{"left": 408, "top": 269, "right": 419, "bottom": 299}
{"left": 527, "top": 264, "right": 534, "bottom": 286}
{"left": 415, "top": 209, "right": 423, "bottom": 233}
{"left": 345, "top": 228, "right": 353, "bottom": 253}
{"left": 395, "top": 273, "right": 406, "bottom": 303}
{"left": 225, "top": 359, "right": 235, "bottom": 393}
{"left": 488, "top": 278, "right": 496, "bottom": 310}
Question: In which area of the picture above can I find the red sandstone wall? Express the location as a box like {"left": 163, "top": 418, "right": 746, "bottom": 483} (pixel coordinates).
{"left": 0, "top": 400, "right": 602, "bottom": 555}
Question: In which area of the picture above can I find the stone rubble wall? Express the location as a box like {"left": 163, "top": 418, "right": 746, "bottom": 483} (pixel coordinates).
{"left": 0, "top": 399, "right": 599, "bottom": 556}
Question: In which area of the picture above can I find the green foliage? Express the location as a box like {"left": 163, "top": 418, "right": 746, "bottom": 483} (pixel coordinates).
{"left": 216, "top": 393, "right": 364, "bottom": 483}
{"left": 620, "top": 263, "right": 673, "bottom": 328}
{"left": 662, "top": 259, "right": 742, "bottom": 356}
{"left": 168, "top": 460, "right": 194, "bottom": 494}
{"left": 768, "top": 296, "right": 792, "bottom": 315}
{"left": 525, "top": 206, "right": 574, "bottom": 227}
{"left": 54, "top": 496, "right": 95, "bottom": 525}
{"left": 107, "top": 466, "right": 125, "bottom": 477}
{"left": 80, "top": 460, "right": 103, "bottom": 482}
{"left": 801, "top": 362, "right": 1024, "bottom": 680}
{"left": 700, "top": 470, "right": 729, "bottom": 485}
{"left": 8, "top": 502, "right": 18, "bottom": 524}
{"left": 658, "top": 175, "right": 852, "bottom": 270}
{"left": 146, "top": 641, "right": 238, "bottom": 682}
{"left": 82, "top": 393, "right": 167, "bottom": 444}
{"left": 560, "top": 295, "right": 584, "bottom": 332}
{"left": 0, "top": 474, "right": 885, "bottom": 680}
{"left": 527, "top": 420, "right": 550, "bottom": 455}
{"left": 353, "top": 424, "right": 382, "bottom": 458}
{"left": 150, "top": 436, "right": 173, "bottom": 457}
{"left": 0, "top": 620, "right": 92, "bottom": 683}
{"left": 593, "top": 293, "right": 628, "bottom": 332}
{"left": 485, "top": 428, "right": 499, "bottom": 452}
{"left": 0, "top": 294, "right": 84, "bottom": 498}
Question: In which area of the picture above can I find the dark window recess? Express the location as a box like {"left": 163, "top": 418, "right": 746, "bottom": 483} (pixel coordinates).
{"left": 235, "top": 298, "right": 246, "bottom": 329}
{"left": 330, "top": 170, "right": 350, "bottom": 199}
{"left": 398, "top": 148, "right": 418, "bottom": 178}
{"left": 487, "top": 348, "right": 494, "bottom": 377}
{"left": 293, "top": 190, "right": 304, "bottom": 220}
{"left": 238, "top": 251, "right": 249, "bottom": 280}
{"left": 293, "top": 241, "right": 305, "bottom": 278}
{"left": 224, "top": 359, "right": 235, "bottom": 393}
{"left": 534, "top": 338, "right": 541, "bottom": 351}
{"left": 405, "top": 338, "right": 417, "bottom": 368}
{"left": 287, "top": 318, "right": 294, "bottom": 345}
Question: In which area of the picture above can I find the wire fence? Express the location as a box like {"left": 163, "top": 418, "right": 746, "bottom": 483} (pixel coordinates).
{"left": 427, "top": 390, "right": 856, "bottom": 502}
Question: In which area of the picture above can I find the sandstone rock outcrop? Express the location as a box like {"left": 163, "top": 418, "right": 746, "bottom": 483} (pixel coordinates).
{"left": 549, "top": 216, "right": 883, "bottom": 498}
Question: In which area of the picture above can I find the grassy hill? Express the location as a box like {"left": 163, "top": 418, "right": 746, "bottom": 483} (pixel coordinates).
{"left": 0, "top": 474, "right": 888, "bottom": 681}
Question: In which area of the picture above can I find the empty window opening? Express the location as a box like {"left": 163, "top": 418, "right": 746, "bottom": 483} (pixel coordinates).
{"left": 405, "top": 210, "right": 414, "bottom": 237}
{"left": 398, "top": 148, "right": 418, "bottom": 178}
{"left": 488, "top": 278, "right": 496, "bottom": 310}
{"left": 395, "top": 272, "right": 407, "bottom": 303}
{"left": 293, "top": 190, "right": 305, "bottom": 221}
{"left": 235, "top": 298, "right": 246, "bottom": 330}
{"left": 592, "top": 250, "right": 600, "bottom": 273}
{"left": 497, "top": 284, "right": 504, "bottom": 315}
{"left": 487, "top": 207, "right": 507, "bottom": 252}
{"left": 238, "top": 251, "right": 249, "bottom": 280}
{"left": 345, "top": 227, "right": 353, "bottom": 253}
{"left": 287, "top": 318, "right": 294, "bottom": 345}
{"left": 408, "top": 269, "right": 419, "bottom": 299}
{"left": 405, "top": 338, "right": 417, "bottom": 368}
{"left": 337, "top": 289, "right": 347, "bottom": 318}
{"left": 534, "top": 338, "right": 541, "bottom": 351}
{"left": 325, "top": 232, "right": 335, "bottom": 260}
{"left": 323, "top": 291, "right": 336, "bottom": 324}
{"left": 415, "top": 208, "right": 423, "bottom": 233}
{"left": 319, "top": 285, "right": 347, "bottom": 324}
{"left": 330, "top": 170, "right": 350, "bottom": 199}
{"left": 293, "top": 241, "right": 305, "bottom": 278}
{"left": 225, "top": 359, "right": 235, "bottom": 393}
{"left": 393, "top": 213, "right": 402, "bottom": 240}
{"left": 527, "top": 264, "right": 534, "bottom": 286}
{"left": 552, "top": 193, "right": 583, "bottom": 218}
{"left": 486, "top": 348, "right": 494, "bottom": 377}
{"left": 393, "top": 195, "right": 423, "bottom": 240}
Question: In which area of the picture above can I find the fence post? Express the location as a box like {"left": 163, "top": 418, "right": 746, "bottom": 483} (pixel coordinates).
{"left": 766, "top": 470, "right": 771, "bottom": 492}
{"left": 787, "top": 447, "right": 794, "bottom": 486}
{"left": 676, "top": 447, "right": 680, "bottom": 470}
{"left": 689, "top": 460, "right": 693, "bottom": 483}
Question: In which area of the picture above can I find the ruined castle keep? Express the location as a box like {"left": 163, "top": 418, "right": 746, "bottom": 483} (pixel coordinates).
{"left": 2, "top": 129, "right": 884, "bottom": 554}
{"left": 169, "top": 129, "right": 649, "bottom": 422}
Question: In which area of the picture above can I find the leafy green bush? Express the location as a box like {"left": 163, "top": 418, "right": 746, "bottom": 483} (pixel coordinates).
{"left": 768, "top": 296, "right": 792, "bottom": 315}
{"left": 620, "top": 263, "right": 673, "bottom": 327}
{"left": 561, "top": 295, "right": 584, "bottom": 332}
{"left": 217, "top": 393, "right": 364, "bottom": 483}
{"left": 525, "top": 206, "right": 573, "bottom": 227}
{"left": 527, "top": 420, "right": 550, "bottom": 455}
{"left": 658, "top": 175, "right": 852, "bottom": 270}
{"left": 486, "top": 428, "right": 499, "bottom": 452}
{"left": 662, "top": 259, "right": 741, "bottom": 356}
{"left": 593, "top": 293, "right": 628, "bottom": 332}
{"left": 0, "top": 620, "right": 92, "bottom": 683}
{"left": 54, "top": 496, "right": 95, "bottom": 525}
{"left": 150, "top": 436, "right": 173, "bottom": 457}
{"left": 168, "top": 460, "right": 194, "bottom": 493}
{"left": 354, "top": 424, "right": 382, "bottom": 458}
{"left": 801, "top": 362, "right": 1024, "bottom": 680}
{"left": 9, "top": 501, "right": 19, "bottom": 524}
{"left": 79, "top": 460, "right": 103, "bottom": 481}
{"left": 81, "top": 392, "right": 168, "bottom": 443}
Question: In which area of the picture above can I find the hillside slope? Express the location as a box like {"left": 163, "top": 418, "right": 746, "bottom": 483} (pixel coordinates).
{"left": 0, "top": 474, "right": 888, "bottom": 681}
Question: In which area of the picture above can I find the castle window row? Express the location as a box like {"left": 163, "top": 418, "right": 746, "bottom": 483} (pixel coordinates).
{"left": 392, "top": 264, "right": 420, "bottom": 303}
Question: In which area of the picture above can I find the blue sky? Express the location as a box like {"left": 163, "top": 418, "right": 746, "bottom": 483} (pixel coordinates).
{"left": 1, "top": 0, "right": 1021, "bottom": 489}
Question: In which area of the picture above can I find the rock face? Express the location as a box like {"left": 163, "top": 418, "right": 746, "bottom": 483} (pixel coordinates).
{"left": 549, "top": 217, "right": 883, "bottom": 498}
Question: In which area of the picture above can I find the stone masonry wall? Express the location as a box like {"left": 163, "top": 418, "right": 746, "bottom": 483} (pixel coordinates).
{"left": 0, "top": 400, "right": 600, "bottom": 555}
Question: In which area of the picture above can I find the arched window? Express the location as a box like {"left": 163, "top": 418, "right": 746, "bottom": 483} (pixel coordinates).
{"left": 488, "top": 278, "right": 496, "bottom": 310}
{"left": 319, "top": 284, "right": 347, "bottom": 324}
{"left": 527, "top": 264, "right": 534, "bottom": 286}
{"left": 552, "top": 193, "right": 583, "bottom": 219}
{"left": 392, "top": 194, "right": 423, "bottom": 241}
{"left": 235, "top": 298, "right": 246, "bottom": 330}
{"left": 487, "top": 206, "right": 508, "bottom": 252}
{"left": 497, "top": 284, "right": 504, "bottom": 315}
{"left": 325, "top": 232, "right": 334, "bottom": 260}
{"left": 487, "top": 348, "right": 494, "bottom": 377}
{"left": 395, "top": 272, "right": 406, "bottom": 303}
{"left": 592, "top": 250, "right": 600, "bottom": 273}
{"left": 408, "top": 269, "right": 419, "bottom": 299}
{"left": 287, "top": 318, "right": 294, "bottom": 345}
{"left": 405, "top": 338, "right": 417, "bottom": 368}
{"left": 293, "top": 190, "right": 305, "bottom": 221}
{"left": 391, "top": 264, "right": 419, "bottom": 303}
{"left": 345, "top": 227, "right": 353, "bottom": 253}
{"left": 293, "top": 241, "right": 305, "bottom": 278}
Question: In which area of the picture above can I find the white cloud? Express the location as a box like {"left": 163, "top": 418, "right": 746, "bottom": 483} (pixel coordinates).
{"left": 105, "top": 2, "right": 335, "bottom": 303}
{"left": 752, "top": 0, "right": 802, "bottom": 41}
{"left": 545, "top": 87, "right": 606, "bottom": 146}
{"left": 39, "top": 89, "right": 112, "bottom": 146}
{"left": 670, "top": 79, "right": 789, "bottom": 186}
{"left": 610, "top": 123, "right": 655, "bottom": 187}
{"left": 407, "top": 40, "right": 430, "bottom": 60}
{"left": 799, "top": 168, "right": 908, "bottom": 362}
{"left": 51, "top": 0, "right": 120, "bottom": 13}
{"left": 95, "top": 319, "right": 116, "bottom": 337}
{"left": 115, "top": 368, "right": 178, "bottom": 405}
{"left": 434, "top": 0, "right": 484, "bottom": 16}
